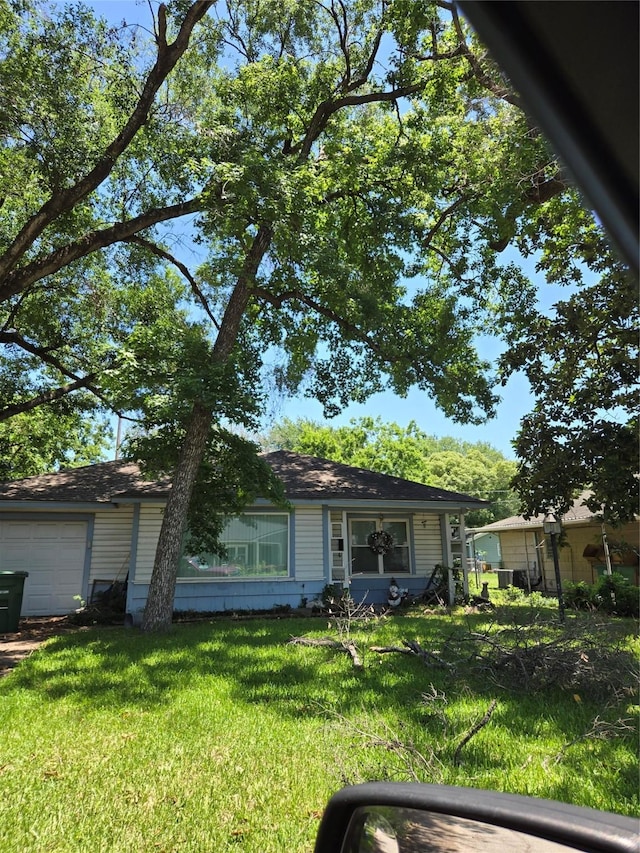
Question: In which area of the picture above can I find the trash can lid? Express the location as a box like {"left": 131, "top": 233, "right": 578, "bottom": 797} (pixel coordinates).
{"left": 0, "top": 570, "right": 29, "bottom": 577}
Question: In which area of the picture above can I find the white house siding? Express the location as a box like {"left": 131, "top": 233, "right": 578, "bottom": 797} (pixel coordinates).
{"left": 89, "top": 506, "right": 134, "bottom": 589}
{"left": 132, "top": 504, "right": 165, "bottom": 584}
{"left": 292, "top": 506, "right": 325, "bottom": 581}
{"left": 498, "top": 530, "right": 540, "bottom": 576}
{"left": 412, "top": 514, "right": 444, "bottom": 576}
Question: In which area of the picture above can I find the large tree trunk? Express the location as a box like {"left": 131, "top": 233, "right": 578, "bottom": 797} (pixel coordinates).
{"left": 141, "top": 401, "right": 212, "bottom": 632}
{"left": 140, "top": 225, "right": 272, "bottom": 632}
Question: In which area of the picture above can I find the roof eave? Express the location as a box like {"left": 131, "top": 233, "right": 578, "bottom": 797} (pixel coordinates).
{"left": 0, "top": 500, "right": 119, "bottom": 511}
{"left": 472, "top": 517, "right": 598, "bottom": 533}
{"left": 255, "top": 497, "right": 488, "bottom": 510}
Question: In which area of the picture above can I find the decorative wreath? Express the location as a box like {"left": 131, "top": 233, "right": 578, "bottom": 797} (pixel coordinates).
{"left": 367, "top": 530, "right": 394, "bottom": 555}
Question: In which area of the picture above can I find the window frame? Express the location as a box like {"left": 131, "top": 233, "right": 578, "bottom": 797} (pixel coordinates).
{"left": 178, "top": 511, "right": 291, "bottom": 581}
{"left": 349, "top": 517, "right": 411, "bottom": 576}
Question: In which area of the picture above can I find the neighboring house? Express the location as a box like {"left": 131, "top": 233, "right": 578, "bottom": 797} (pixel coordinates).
{"left": 473, "top": 493, "right": 639, "bottom": 591}
{"left": 467, "top": 531, "right": 501, "bottom": 569}
{"left": 0, "top": 451, "right": 488, "bottom": 619}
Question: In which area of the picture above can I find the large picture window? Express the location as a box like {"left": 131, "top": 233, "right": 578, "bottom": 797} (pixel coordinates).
{"left": 350, "top": 519, "right": 410, "bottom": 575}
{"left": 178, "top": 513, "right": 289, "bottom": 579}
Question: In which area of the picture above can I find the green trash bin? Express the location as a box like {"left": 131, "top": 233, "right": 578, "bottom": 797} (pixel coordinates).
{"left": 0, "top": 571, "right": 29, "bottom": 633}
{"left": 595, "top": 565, "right": 638, "bottom": 585}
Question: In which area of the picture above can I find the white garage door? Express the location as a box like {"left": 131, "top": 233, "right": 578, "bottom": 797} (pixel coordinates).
{"left": 0, "top": 520, "right": 88, "bottom": 616}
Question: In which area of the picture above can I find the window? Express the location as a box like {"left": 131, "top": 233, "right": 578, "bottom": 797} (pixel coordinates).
{"left": 350, "top": 519, "right": 410, "bottom": 575}
{"left": 178, "top": 513, "right": 289, "bottom": 579}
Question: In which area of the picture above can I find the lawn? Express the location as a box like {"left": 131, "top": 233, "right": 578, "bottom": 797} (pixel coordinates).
{"left": 0, "top": 595, "right": 637, "bottom": 852}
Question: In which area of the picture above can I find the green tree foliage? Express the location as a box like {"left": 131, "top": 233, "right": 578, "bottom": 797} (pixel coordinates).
{"left": 0, "top": 0, "right": 217, "bottom": 474}
{"left": 114, "top": 283, "right": 287, "bottom": 554}
{"left": 265, "top": 416, "right": 519, "bottom": 526}
{"left": 499, "top": 200, "right": 639, "bottom": 524}
{"left": 0, "top": 402, "right": 110, "bottom": 480}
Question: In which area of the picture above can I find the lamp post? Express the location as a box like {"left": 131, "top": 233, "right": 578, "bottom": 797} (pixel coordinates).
{"left": 543, "top": 512, "right": 565, "bottom": 623}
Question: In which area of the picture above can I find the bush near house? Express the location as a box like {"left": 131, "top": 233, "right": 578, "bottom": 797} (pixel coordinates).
{"left": 564, "top": 573, "right": 639, "bottom": 618}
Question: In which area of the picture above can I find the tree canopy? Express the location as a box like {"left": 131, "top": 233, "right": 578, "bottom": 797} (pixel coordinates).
{"left": 499, "top": 198, "right": 638, "bottom": 524}
{"left": 0, "top": 402, "right": 110, "bottom": 480}
{"left": 0, "top": 0, "right": 635, "bottom": 629}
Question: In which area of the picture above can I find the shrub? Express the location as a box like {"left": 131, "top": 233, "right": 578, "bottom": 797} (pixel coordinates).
{"left": 564, "top": 580, "right": 599, "bottom": 611}
{"left": 564, "top": 574, "right": 638, "bottom": 618}
{"left": 596, "top": 573, "right": 639, "bottom": 618}
{"left": 502, "top": 584, "right": 526, "bottom": 602}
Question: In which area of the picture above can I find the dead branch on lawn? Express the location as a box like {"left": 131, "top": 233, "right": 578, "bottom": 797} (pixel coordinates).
{"left": 464, "top": 618, "right": 639, "bottom": 697}
{"left": 317, "top": 702, "right": 444, "bottom": 784}
{"left": 548, "top": 715, "right": 637, "bottom": 766}
{"left": 453, "top": 699, "right": 497, "bottom": 766}
{"left": 288, "top": 636, "right": 363, "bottom": 668}
{"left": 290, "top": 615, "right": 637, "bottom": 702}
{"left": 370, "top": 639, "right": 455, "bottom": 670}
{"left": 370, "top": 644, "right": 413, "bottom": 654}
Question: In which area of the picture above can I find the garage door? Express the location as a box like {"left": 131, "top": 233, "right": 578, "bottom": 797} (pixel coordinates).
{"left": 0, "top": 520, "right": 88, "bottom": 616}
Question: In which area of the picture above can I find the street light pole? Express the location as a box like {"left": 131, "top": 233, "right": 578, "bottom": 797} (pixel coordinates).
{"left": 543, "top": 512, "right": 565, "bottom": 623}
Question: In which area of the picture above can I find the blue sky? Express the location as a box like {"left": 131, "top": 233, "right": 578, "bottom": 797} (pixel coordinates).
{"left": 60, "top": 1, "right": 564, "bottom": 459}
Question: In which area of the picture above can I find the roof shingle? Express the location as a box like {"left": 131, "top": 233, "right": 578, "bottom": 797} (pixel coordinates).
{"left": 264, "top": 450, "right": 487, "bottom": 504}
{"left": 0, "top": 451, "right": 487, "bottom": 507}
{"left": 0, "top": 460, "right": 169, "bottom": 503}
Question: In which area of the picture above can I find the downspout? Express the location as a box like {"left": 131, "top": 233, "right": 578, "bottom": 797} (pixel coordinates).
{"left": 534, "top": 531, "right": 548, "bottom": 591}
{"left": 470, "top": 531, "right": 479, "bottom": 590}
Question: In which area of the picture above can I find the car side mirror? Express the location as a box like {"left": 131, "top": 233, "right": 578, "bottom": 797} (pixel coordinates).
{"left": 313, "top": 783, "right": 639, "bottom": 852}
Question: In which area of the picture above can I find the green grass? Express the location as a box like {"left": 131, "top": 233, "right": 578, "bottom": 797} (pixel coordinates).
{"left": 0, "top": 600, "right": 637, "bottom": 852}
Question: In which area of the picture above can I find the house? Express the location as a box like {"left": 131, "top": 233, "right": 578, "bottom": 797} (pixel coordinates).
{"left": 472, "top": 493, "right": 639, "bottom": 591}
{"left": 0, "top": 451, "right": 488, "bottom": 620}
{"left": 467, "top": 531, "right": 501, "bottom": 569}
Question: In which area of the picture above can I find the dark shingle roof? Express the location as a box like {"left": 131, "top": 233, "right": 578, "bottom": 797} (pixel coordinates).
{"left": 262, "top": 450, "right": 486, "bottom": 505}
{"left": 0, "top": 451, "right": 487, "bottom": 507}
{"left": 0, "top": 460, "right": 170, "bottom": 503}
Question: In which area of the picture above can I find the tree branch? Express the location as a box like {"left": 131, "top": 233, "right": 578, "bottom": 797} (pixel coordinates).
{"left": 213, "top": 224, "right": 273, "bottom": 359}
{"left": 0, "top": 329, "right": 123, "bottom": 420}
{"left": 297, "top": 83, "right": 425, "bottom": 162}
{"left": 423, "top": 195, "right": 471, "bottom": 248}
{"left": 253, "top": 286, "right": 391, "bottom": 362}
{"left": 0, "top": 377, "right": 100, "bottom": 421}
{"left": 288, "top": 635, "right": 363, "bottom": 668}
{"left": 453, "top": 698, "right": 497, "bottom": 766}
{"left": 0, "top": 0, "right": 214, "bottom": 283}
{"left": 449, "top": 6, "right": 521, "bottom": 108}
{"left": 0, "top": 197, "right": 204, "bottom": 303}
{"left": 345, "top": 27, "right": 383, "bottom": 93}
{"left": 124, "top": 235, "right": 220, "bottom": 330}
{"left": 0, "top": 330, "right": 98, "bottom": 385}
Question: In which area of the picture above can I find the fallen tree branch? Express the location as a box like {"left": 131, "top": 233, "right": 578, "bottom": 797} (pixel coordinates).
{"left": 370, "top": 639, "right": 454, "bottom": 670}
{"left": 403, "top": 639, "right": 455, "bottom": 670}
{"left": 370, "top": 645, "right": 413, "bottom": 655}
{"left": 289, "top": 636, "right": 363, "bottom": 668}
{"left": 549, "top": 715, "right": 636, "bottom": 766}
{"left": 316, "top": 702, "right": 443, "bottom": 783}
{"left": 453, "top": 699, "right": 497, "bottom": 766}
